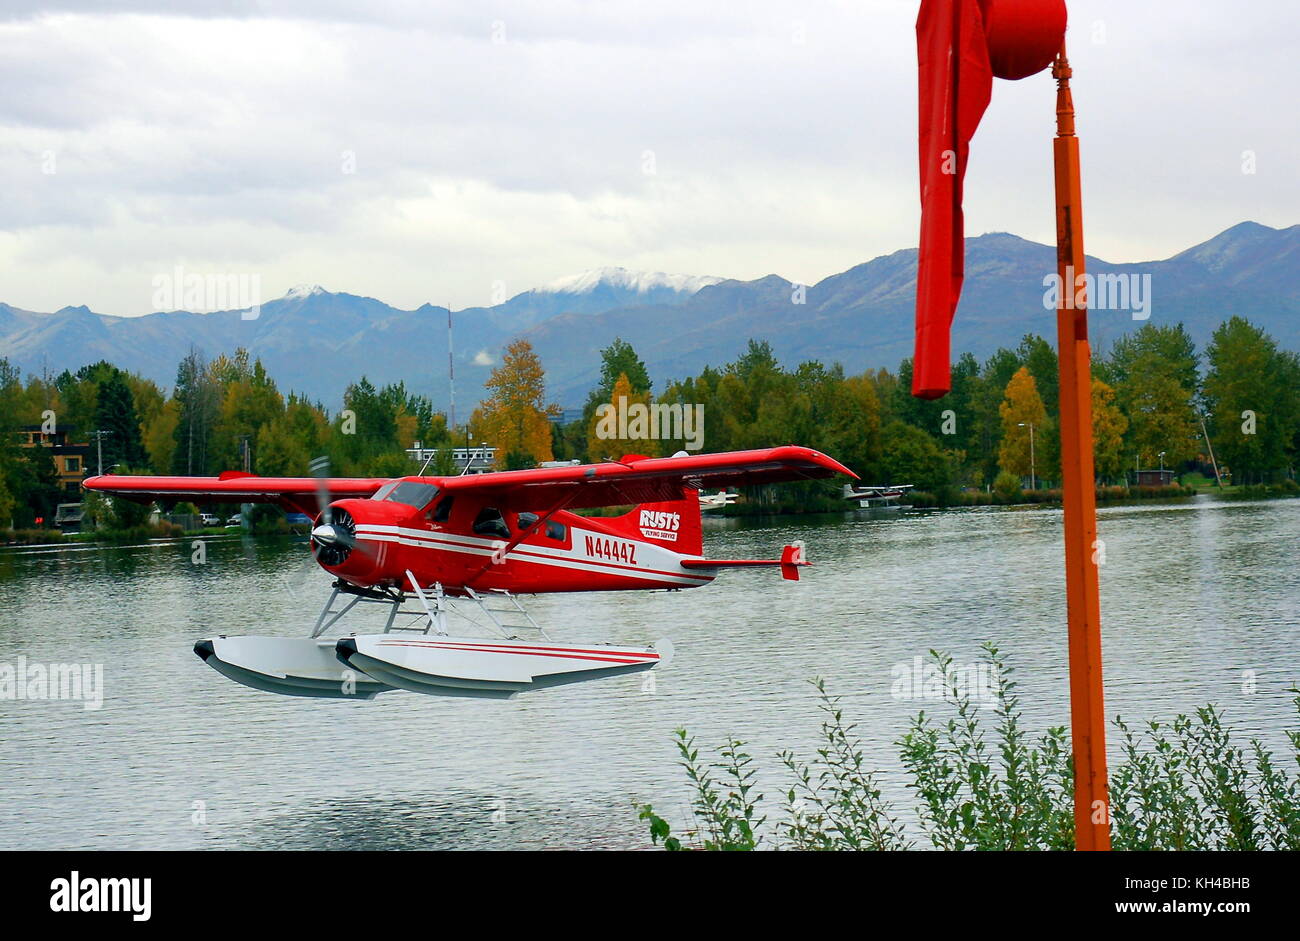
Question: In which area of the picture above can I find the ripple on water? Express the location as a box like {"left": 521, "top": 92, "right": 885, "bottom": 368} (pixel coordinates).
{"left": 1, "top": 495, "right": 1296, "bottom": 849}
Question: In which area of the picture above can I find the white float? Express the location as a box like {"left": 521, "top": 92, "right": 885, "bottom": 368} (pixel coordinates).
{"left": 335, "top": 635, "right": 671, "bottom": 699}
{"left": 194, "top": 635, "right": 395, "bottom": 700}
{"left": 193, "top": 576, "right": 670, "bottom": 700}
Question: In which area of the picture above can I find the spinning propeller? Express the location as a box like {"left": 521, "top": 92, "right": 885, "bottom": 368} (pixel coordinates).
{"left": 309, "top": 455, "right": 357, "bottom": 567}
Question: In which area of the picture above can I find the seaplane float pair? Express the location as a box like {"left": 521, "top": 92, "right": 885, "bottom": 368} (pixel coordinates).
{"left": 84, "top": 446, "right": 855, "bottom": 701}
{"left": 843, "top": 483, "right": 914, "bottom": 508}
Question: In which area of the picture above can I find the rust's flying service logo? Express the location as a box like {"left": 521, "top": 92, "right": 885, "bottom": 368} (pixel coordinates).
{"left": 639, "top": 509, "right": 681, "bottom": 542}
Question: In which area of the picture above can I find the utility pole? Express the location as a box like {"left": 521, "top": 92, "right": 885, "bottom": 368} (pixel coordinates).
{"left": 1198, "top": 408, "right": 1224, "bottom": 488}
{"left": 448, "top": 304, "right": 456, "bottom": 436}
{"left": 91, "top": 429, "right": 112, "bottom": 476}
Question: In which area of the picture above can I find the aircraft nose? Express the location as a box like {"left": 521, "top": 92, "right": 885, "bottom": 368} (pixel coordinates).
{"left": 311, "top": 524, "right": 341, "bottom": 545}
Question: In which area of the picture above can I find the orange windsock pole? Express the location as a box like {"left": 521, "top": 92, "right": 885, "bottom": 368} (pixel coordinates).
{"left": 913, "top": 3, "right": 1109, "bottom": 849}
{"left": 1051, "top": 43, "right": 1111, "bottom": 850}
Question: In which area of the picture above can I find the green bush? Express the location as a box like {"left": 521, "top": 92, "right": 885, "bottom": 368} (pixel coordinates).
{"left": 1220, "top": 481, "right": 1300, "bottom": 501}
{"left": 638, "top": 645, "right": 1300, "bottom": 850}
{"left": 2, "top": 528, "right": 66, "bottom": 545}
{"left": 993, "top": 472, "right": 1022, "bottom": 503}
{"left": 96, "top": 521, "right": 184, "bottom": 543}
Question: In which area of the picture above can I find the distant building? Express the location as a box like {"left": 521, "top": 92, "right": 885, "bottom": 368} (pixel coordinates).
{"left": 17, "top": 425, "right": 92, "bottom": 494}
{"left": 405, "top": 444, "right": 497, "bottom": 474}
{"left": 54, "top": 503, "right": 84, "bottom": 532}
{"left": 1134, "top": 469, "right": 1177, "bottom": 487}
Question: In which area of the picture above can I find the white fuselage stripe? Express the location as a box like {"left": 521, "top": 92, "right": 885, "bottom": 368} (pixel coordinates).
{"left": 354, "top": 525, "right": 710, "bottom": 587}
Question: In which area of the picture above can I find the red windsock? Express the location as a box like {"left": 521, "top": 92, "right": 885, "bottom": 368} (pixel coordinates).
{"left": 912, "top": 0, "right": 1066, "bottom": 399}
{"left": 913, "top": 0, "right": 993, "bottom": 400}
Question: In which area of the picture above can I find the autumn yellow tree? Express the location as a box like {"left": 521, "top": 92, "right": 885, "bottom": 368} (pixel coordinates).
{"left": 586, "top": 372, "right": 659, "bottom": 461}
{"left": 144, "top": 398, "right": 181, "bottom": 473}
{"left": 126, "top": 374, "right": 166, "bottom": 459}
{"left": 998, "top": 366, "right": 1048, "bottom": 481}
{"left": 471, "top": 339, "right": 558, "bottom": 469}
{"left": 1091, "top": 377, "right": 1129, "bottom": 483}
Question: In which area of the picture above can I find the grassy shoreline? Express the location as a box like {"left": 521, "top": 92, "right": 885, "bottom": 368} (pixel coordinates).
{"left": 0, "top": 519, "right": 306, "bottom": 547}
{"left": 709, "top": 479, "right": 1298, "bottom": 517}
{"left": 5, "top": 481, "right": 1296, "bottom": 547}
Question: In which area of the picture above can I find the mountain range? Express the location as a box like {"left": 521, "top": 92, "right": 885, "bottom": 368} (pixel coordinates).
{"left": 1, "top": 222, "right": 1296, "bottom": 412}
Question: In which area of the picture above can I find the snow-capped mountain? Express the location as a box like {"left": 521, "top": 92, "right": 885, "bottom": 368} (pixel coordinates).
{"left": 539, "top": 267, "right": 723, "bottom": 296}
{"left": 284, "top": 284, "right": 328, "bottom": 300}
{"left": 469, "top": 266, "right": 721, "bottom": 333}
{"left": 2, "top": 222, "right": 1297, "bottom": 412}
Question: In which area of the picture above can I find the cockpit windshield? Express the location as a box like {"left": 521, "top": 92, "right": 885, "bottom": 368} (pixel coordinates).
{"left": 372, "top": 480, "right": 439, "bottom": 508}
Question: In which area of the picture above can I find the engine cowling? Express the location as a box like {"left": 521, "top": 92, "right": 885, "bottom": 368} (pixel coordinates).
{"left": 310, "top": 498, "right": 415, "bottom": 587}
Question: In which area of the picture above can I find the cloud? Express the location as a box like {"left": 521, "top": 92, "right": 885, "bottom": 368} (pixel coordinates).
{"left": 472, "top": 349, "right": 495, "bottom": 367}
{"left": 0, "top": 1, "right": 1295, "bottom": 316}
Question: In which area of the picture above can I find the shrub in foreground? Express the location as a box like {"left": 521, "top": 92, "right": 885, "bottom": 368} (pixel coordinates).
{"left": 638, "top": 644, "right": 1300, "bottom": 850}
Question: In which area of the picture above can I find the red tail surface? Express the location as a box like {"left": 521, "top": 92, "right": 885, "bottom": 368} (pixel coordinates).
{"left": 780, "top": 542, "right": 807, "bottom": 581}
{"left": 605, "top": 488, "right": 703, "bottom": 556}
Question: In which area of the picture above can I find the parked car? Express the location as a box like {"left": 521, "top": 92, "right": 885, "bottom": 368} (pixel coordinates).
{"left": 198, "top": 512, "right": 222, "bottom": 528}
{"left": 226, "top": 514, "right": 243, "bottom": 526}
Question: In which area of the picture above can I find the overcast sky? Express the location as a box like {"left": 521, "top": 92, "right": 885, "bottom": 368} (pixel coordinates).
{"left": 0, "top": 0, "right": 1295, "bottom": 316}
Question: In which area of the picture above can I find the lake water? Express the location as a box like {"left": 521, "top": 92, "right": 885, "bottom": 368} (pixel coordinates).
{"left": 1, "top": 495, "right": 1297, "bottom": 849}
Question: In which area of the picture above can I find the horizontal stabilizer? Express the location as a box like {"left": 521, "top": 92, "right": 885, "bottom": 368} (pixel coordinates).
{"left": 680, "top": 543, "right": 809, "bottom": 581}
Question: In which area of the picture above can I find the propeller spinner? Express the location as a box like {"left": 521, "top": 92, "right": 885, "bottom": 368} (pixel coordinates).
{"left": 309, "top": 454, "right": 355, "bottom": 566}
{"left": 311, "top": 505, "right": 356, "bottom": 567}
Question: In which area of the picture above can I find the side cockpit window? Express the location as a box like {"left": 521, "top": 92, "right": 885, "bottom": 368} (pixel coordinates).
{"left": 431, "top": 495, "right": 454, "bottom": 522}
{"left": 545, "top": 521, "right": 567, "bottom": 542}
{"left": 472, "top": 507, "right": 510, "bottom": 539}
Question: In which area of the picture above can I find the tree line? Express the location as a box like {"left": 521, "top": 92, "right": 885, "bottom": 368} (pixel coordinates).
{"left": 547, "top": 316, "right": 1299, "bottom": 499}
{"left": 2, "top": 314, "right": 1297, "bottom": 528}
{"left": 0, "top": 347, "right": 453, "bottom": 528}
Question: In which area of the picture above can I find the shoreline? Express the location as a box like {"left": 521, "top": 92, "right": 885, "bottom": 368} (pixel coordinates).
{"left": 6, "top": 485, "right": 1297, "bottom": 549}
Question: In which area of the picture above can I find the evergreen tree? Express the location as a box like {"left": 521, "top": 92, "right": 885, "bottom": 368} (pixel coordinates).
{"left": 1203, "top": 316, "right": 1300, "bottom": 483}
{"left": 92, "top": 367, "right": 146, "bottom": 471}
{"left": 1104, "top": 324, "right": 1200, "bottom": 471}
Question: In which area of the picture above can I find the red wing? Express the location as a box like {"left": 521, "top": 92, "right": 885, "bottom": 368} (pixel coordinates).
{"left": 81, "top": 471, "right": 391, "bottom": 516}
{"left": 439, "top": 446, "right": 856, "bottom": 511}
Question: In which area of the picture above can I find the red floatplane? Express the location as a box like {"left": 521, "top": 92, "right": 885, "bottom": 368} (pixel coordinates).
{"left": 84, "top": 446, "right": 854, "bottom": 700}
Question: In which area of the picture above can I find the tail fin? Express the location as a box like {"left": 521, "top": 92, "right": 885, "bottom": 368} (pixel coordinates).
{"left": 605, "top": 486, "right": 703, "bottom": 556}
{"left": 780, "top": 542, "right": 807, "bottom": 581}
